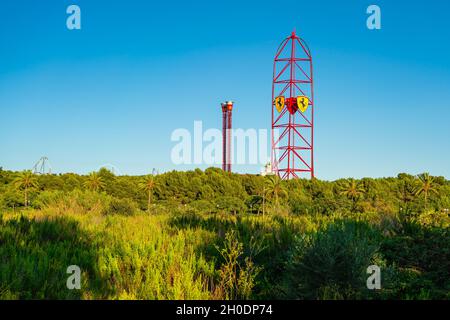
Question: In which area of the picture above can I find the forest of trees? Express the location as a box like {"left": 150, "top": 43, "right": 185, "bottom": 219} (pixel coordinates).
{"left": 0, "top": 167, "right": 449, "bottom": 299}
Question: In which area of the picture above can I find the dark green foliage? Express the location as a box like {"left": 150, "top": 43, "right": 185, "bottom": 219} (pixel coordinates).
{"left": 381, "top": 221, "right": 450, "bottom": 299}
{"left": 246, "top": 195, "right": 263, "bottom": 214}
{"left": 102, "top": 197, "right": 137, "bottom": 216}
{"left": 0, "top": 168, "right": 448, "bottom": 300}
{"left": 216, "top": 196, "right": 246, "bottom": 214}
{"left": 285, "top": 221, "right": 382, "bottom": 299}
{"left": 0, "top": 215, "right": 105, "bottom": 299}
{"left": 1, "top": 168, "right": 449, "bottom": 216}
{"left": 189, "top": 199, "right": 216, "bottom": 213}
{"left": 0, "top": 187, "right": 23, "bottom": 209}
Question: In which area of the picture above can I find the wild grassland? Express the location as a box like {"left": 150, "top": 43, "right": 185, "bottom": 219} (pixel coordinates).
{"left": 0, "top": 169, "right": 449, "bottom": 300}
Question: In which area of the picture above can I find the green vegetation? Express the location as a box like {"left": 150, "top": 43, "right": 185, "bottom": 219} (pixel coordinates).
{"left": 0, "top": 167, "right": 449, "bottom": 300}
{"left": 12, "top": 170, "right": 38, "bottom": 208}
{"left": 138, "top": 175, "right": 156, "bottom": 212}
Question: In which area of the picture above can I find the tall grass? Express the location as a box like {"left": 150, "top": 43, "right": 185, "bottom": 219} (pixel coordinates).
{"left": 0, "top": 198, "right": 218, "bottom": 299}
{"left": 0, "top": 190, "right": 448, "bottom": 300}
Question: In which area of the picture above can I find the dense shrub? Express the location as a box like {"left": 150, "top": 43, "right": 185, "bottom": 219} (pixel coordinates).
{"left": 216, "top": 196, "right": 246, "bottom": 215}
{"left": 0, "top": 214, "right": 99, "bottom": 299}
{"left": 215, "top": 230, "right": 261, "bottom": 300}
{"left": 285, "top": 220, "right": 383, "bottom": 299}
{"left": 33, "top": 189, "right": 110, "bottom": 214}
{"left": 0, "top": 187, "right": 23, "bottom": 209}
{"left": 380, "top": 220, "right": 450, "bottom": 299}
{"left": 102, "top": 197, "right": 137, "bottom": 216}
{"left": 0, "top": 168, "right": 449, "bottom": 300}
{"left": 189, "top": 200, "right": 216, "bottom": 214}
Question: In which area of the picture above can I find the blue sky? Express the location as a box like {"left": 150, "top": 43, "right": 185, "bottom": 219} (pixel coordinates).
{"left": 0, "top": 0, "right": 449, "bottom": 180}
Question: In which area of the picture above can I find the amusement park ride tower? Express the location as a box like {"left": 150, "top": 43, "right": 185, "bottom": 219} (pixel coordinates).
{"left": 271, "top": 30, "right": 315, "bottom": 180}
{"left": 221, "top": 101, "right": 233, "bottom": 172}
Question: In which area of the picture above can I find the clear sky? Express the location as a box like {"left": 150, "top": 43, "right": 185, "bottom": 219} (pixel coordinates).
{"left": 0, "top": 0, "right": 449, "bottom": 180}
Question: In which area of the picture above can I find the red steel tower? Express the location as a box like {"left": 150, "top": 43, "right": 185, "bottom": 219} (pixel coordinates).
{"left": 221, "top": 101, "right": 233, "bottom": 172}
{"left": 271, "top": 30, "right": 314, "bottom": 179}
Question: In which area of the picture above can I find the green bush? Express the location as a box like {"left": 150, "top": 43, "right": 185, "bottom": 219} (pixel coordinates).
{"left": 286, "top": 220, "right": 382, "bottom": 299}
{"left": 0, "top": 187, "right": 23, "bottom": 209}
{"left": 33, "top": 190, "right": 65, "bottom": 209}
{"left": 216, "top": 230, "right": 261, "bottom": 300}
{"left": 380, "top": 220, "right": 450, "bottom": 299}
{"left": 33, "top": 189, "right": 110, "bottom": 214}
{"left": 0, "top": 169, "right": 449, "bottom": 300}
{"left": 103, "top": 197, "right": 137, "bottom": 216}
{"left": 189, "top": 200, "right": 215, "bottom": 213}
{"left": 0, "top": 214, "right": 100, "bottom": 299}
{"left": 216, "top": 196, "right": 246, "bottom": 215}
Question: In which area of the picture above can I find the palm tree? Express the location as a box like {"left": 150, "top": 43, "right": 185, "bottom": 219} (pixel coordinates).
{"left": 338, "top": 178, "right": 365, "bottom": 211}
{"left": 84, "top": 172, "right": 105, "bottom": 192}
{"left": 13, "top": 170, "right": 39, "bottom": 207}
{"left": 415, "top": 173, "right": 439, "bottom": 208}
{"left": 139, "top": 175, "right": 156, "bottom": 212}
{"left": 264, "top": 175, "right": 287, "bottom": 208}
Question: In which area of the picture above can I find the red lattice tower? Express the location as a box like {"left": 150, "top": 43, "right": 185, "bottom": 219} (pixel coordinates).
{"left": 221, "top": 101, "right": 233, "bottom": 172}
{"left": 271, "top": 30, "right": 314, "bottom": 179}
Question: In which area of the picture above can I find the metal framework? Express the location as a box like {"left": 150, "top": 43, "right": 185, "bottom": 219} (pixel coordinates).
{"left": 221, "top": 101, "right": 233, "bottom": 172}
{"left": 32, "top": 156, "right": 52, "bottom": 174}
{"left": 271, "top": 31, "right": 314, "bottom": 179}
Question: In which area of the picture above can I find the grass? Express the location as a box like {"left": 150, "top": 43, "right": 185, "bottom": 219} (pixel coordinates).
{"left": 0, "top": 192, "right": 449, "bottom": 300}
{"left": 0, "top": 209, "right": 217, "bottom": 299}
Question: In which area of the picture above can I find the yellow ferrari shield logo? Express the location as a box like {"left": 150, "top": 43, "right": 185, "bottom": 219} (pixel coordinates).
{"left": 274, "top": 96, "right": 285, "bottom": 113}
{"left": 297, "top": 96, "right": 309, "bottom": 113}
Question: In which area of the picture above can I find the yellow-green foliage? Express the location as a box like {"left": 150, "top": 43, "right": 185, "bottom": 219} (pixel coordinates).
{"left": 0, "top": 207, "right": 218, "bottom": 300}
{"left": 96, "top": 214, "right": 216, "bottom": 299}
{"left": 0, "top": 168, "right": 449, "bottom": 300}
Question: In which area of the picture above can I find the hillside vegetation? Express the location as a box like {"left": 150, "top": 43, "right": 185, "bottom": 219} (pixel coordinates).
{"left": 0, "top": 167, "right": 449, "bottom": 299}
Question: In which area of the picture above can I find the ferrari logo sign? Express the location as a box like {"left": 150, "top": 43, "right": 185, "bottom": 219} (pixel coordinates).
{"left": 297, "top": 96, "right": 309, "bottom": 113}
{"left": 274, "top": 96, "right": 285, "bottom": 113}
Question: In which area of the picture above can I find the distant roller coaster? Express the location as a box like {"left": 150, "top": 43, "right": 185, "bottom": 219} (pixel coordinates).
{"left": 32, "top": 156, "right": 52, "bottom": 174}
